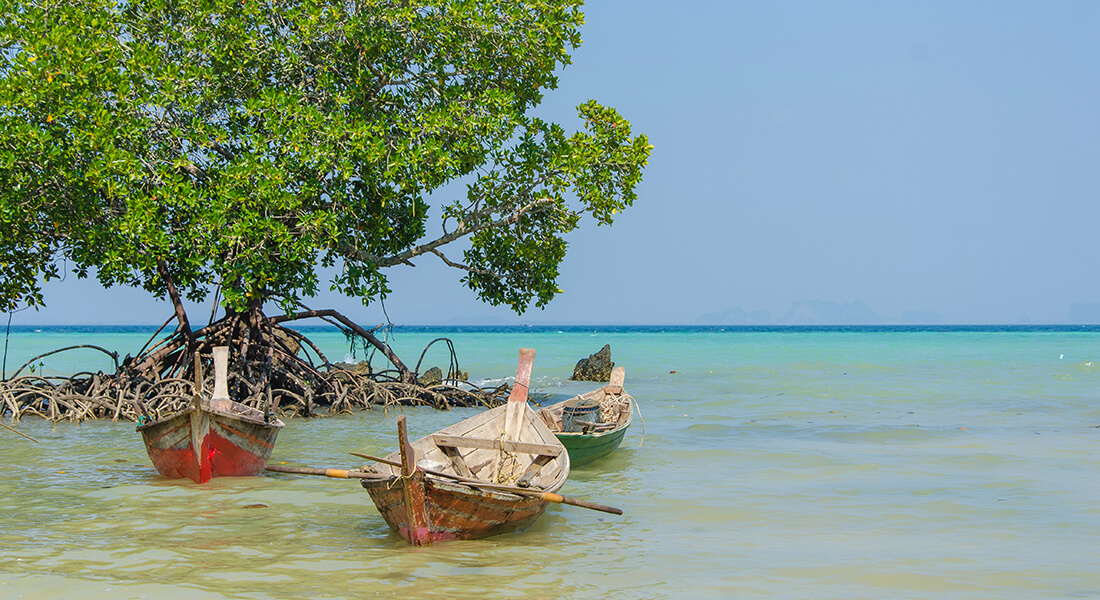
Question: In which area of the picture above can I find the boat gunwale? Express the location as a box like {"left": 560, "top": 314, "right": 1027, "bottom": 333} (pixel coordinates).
{"left": 538, "top": 390, "right": 634, "bottom": 435}
{"left": 136, "top": 400, "right": 284, "bottom": 432}
{"left": 363, "top": 402, "right": 570, "bottom": 493}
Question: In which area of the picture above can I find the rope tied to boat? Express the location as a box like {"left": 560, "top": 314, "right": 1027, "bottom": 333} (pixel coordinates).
{"left": 493, "top": 428, "right": 521, "bottom": 485}
{"left": 600, "top": 392, "right": 633, "bottom": 423}
{"left": 386, "top": 468, "right": 416, "bottom": 490}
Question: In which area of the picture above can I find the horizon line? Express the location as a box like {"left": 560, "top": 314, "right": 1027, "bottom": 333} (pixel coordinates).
{"left": 9, "top": 322, "right": 1100, "bottom": 328}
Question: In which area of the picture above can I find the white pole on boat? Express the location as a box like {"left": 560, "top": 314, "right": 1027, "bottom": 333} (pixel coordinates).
{"left": 211, "top": 346, "right": 231, "bottom": 410}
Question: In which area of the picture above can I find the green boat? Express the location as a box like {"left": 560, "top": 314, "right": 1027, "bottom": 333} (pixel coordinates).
{"left": 537, "top": 367, "right": 634, "bottom": 467}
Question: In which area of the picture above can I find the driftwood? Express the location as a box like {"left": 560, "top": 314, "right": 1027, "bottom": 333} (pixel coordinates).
{"left": 1, "top": 308, "right": 512, "bottom": 423}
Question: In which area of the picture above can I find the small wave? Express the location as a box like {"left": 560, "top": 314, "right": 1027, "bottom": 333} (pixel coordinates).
{"left": 474, "top": 375, "right": 572, "bottom": 389}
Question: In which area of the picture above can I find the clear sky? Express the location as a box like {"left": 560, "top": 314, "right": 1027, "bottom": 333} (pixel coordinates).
{"left": 18, "top": 1, "right": 1100, "bottom": 326}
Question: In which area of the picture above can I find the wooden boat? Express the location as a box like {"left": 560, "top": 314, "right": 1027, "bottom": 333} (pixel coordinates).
{"left": 136, "top": 347, "right": 284, "bottom": 484}
{"left": 359, "top": 348, "right": 570, "bottom": 545}
{"left": 536, "top": 366, "right": 633, "bottom": 467}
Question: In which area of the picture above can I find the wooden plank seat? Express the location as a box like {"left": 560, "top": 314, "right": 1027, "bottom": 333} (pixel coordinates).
{"left": 431, "top": 435, "right": 562, "bottom": 457}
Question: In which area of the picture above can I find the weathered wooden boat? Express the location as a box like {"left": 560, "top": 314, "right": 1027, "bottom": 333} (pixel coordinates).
{"left": 136, "top": 347, "right": 284, "bottom": 484}
{"left": 359, "top": 348, "right": 570, "bottom": 545}
{"left": 536, "top": 366, "right": 633, "bottom": 467}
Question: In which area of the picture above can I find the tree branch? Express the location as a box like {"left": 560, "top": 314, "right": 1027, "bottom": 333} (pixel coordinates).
{"left": 345, "top": 196, "right": 554, "bottom": 268}
{"left": 270, "top": 309, "right": 416, "bottom": 384}
{"left": 429, "top": 248, "right": 494, "bottom": 276}
{"left": 156, "top": 258, "right": 194, "bottom": 352}
{"left": 210, "top": 141, "right": 235, "bottom": 161}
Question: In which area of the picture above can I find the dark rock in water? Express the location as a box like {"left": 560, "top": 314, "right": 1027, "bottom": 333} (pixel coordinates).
{"left": 273, "top": 328, "right": 301, "bottom": 355}
{"left": 571, "top": 344, "right": 614, "bottom": 382}
{"left": 243, "top": 503, "right": 268, "bottom": 509}
{"left": 419, "top": 366, "right": 443, "bottom": 386}
{"left": 332, "top": 361, "right": 372, "bottom": 375}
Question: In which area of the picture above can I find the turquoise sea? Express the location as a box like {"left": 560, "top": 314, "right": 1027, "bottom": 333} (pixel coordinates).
{"left": 2, "top": 325, "right": 1100, "bottom": 599}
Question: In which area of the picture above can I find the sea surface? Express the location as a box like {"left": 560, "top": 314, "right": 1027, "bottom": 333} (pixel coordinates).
{"left": 2, "top": 325, "right": 1100, "bottom": 599}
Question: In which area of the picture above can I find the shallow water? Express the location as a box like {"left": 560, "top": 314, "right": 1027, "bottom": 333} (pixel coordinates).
{"left": 3, "top": 326, "right": 1100, "bottom": 598}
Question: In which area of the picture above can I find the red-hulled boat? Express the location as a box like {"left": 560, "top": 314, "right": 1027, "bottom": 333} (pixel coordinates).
{"left": 137, "top": 346, "right": 284, "bottom": 483}
{"left": 359, "top": 348, "right": 570, "bottom": 545}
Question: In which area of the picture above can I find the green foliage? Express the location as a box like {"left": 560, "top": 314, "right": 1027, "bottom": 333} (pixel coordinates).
{"left": 0, "top": 0, "right": 650, "bottom": 315}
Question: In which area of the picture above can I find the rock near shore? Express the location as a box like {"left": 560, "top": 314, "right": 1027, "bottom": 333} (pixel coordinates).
{"left": 570, "top": 344, "right": 614, "bottom": 382}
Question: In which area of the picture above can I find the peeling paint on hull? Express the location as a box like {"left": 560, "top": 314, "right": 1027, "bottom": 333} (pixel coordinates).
{"left": 362, "top": 473, "right": 549, "bottom": 544}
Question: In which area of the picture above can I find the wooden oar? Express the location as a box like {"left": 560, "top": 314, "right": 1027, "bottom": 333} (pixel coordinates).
{"left": 350, "top": 451, "right": 624, "bottom": 516}
{"left": 453, "top": 480, "right": 623, "bottom": 515}
{"left": 1, "top": 421, "right": 40, "bottom": 443}
{"left": 265, "top": 464, "right": 391, "bottom": 480}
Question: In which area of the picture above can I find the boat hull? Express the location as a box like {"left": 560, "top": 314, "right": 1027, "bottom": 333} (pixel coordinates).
{"left": 137, "top": 406, "right": 282, "bottom": 484}
{"left": 556, "top": 423, "right": 630, "bottom": 467}
{"left": 539, "top": 388, "right": 633, "bottom": 468}
{"left": 360, "top": 349, "right": 568, "bottom": 545}
{"left": 361, "top": 472, "right": 549, "bottom": 544}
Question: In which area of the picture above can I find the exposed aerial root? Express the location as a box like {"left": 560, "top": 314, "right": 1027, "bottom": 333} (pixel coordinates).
{"left": 2, "top": 308, "right": 512, "bottom": 423}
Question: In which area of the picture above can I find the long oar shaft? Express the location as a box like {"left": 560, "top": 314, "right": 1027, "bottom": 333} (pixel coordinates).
{"left": 349, "top": 451, "right": 623, "bottom": 515}
{"left": 265, "top": 464, "right": 390, "bottom": 480}
{"left": 350, "top": 451, "right": 403, "bottom": 469}
{"left": 459, "top": 482, "right": 624, "bottom": 515}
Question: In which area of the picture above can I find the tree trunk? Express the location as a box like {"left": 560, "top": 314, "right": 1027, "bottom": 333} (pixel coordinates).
{"left": 157, "top": 259, "right": 194, "bottom": 353}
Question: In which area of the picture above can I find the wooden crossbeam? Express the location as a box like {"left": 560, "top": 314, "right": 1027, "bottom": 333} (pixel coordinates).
{"left": 431, "top": 434, "right": 562, "bottom": 457}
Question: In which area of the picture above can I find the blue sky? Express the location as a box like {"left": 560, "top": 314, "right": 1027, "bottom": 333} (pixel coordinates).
{"left": 20, "top": 1, "right": 1100, "bottom": 325}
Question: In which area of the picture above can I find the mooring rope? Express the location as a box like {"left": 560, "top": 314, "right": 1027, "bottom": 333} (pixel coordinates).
{"left": 493, "top": 428, "right": 522, "bottom": 485}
